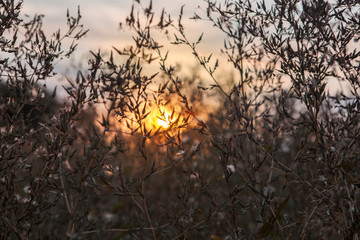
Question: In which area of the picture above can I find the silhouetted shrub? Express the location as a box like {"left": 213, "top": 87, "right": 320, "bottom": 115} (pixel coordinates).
{"left": 1, "top": 0, "right": 360, "bottom": 239}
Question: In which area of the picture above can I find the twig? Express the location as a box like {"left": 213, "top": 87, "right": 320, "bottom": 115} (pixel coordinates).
{"left": 79, "top": 223, "right": 170, "bottom": 235}
{"left": 2, "top": 216, "right": 28, "bottom": 240}
{"left": 59, "top": 162, "right": 72, "bottom": 214}
{"left": 300, "top": 204, "right": 319, "bottom": 239}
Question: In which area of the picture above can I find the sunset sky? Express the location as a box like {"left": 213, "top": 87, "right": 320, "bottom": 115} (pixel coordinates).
{"left": 20, "top": 0, "right": 346, "bottom": 95}
{"left": 22, "top": 0, "right": 226, "bottom": 76}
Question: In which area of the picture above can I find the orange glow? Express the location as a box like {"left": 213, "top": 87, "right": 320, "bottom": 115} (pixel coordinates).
{"left": 155, "top": 109, "right": 175, "bottom": 129}
{"left": 105, "top": 103, "right": 186, "bottom": 139}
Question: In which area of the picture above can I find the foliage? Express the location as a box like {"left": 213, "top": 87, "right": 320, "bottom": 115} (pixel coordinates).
{"left": 1, "top": 0, "right": 360, "bottom": 239}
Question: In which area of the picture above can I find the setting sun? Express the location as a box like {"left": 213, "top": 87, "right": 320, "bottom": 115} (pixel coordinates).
{"left": 155, "top": 109, "right": 175, "bottom": 129}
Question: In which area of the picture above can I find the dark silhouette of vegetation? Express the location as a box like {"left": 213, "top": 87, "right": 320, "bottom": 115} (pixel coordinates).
{"left": 1, "top": 0, "right": 360, "bottom": 239}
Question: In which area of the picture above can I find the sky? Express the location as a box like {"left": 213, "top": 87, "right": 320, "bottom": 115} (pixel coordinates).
{"left": 20, "top": 0, "right": 347, "bottom": 97}
{"left": 21, "top": 0, "right": 226, "bottom": 76}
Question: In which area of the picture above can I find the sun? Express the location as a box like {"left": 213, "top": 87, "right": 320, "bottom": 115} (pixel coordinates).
{"left": 113, "top": 104, "right": 182, "bottom": 135}
{"left": 156, "top": 109, "right": 175, "bottom": 129}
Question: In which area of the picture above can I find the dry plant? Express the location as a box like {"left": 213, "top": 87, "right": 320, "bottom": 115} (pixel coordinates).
{"left": 1, "top": 0, "right": 360, "bottom": 239}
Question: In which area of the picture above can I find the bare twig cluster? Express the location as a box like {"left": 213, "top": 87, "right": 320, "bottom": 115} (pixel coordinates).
{"left": 1, "top": 0, "right": 360, "bottom": 239}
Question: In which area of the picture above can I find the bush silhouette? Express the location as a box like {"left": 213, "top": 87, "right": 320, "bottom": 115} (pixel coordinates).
{"left": 1, "top": 0, "right": 360, "bottom": 239}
